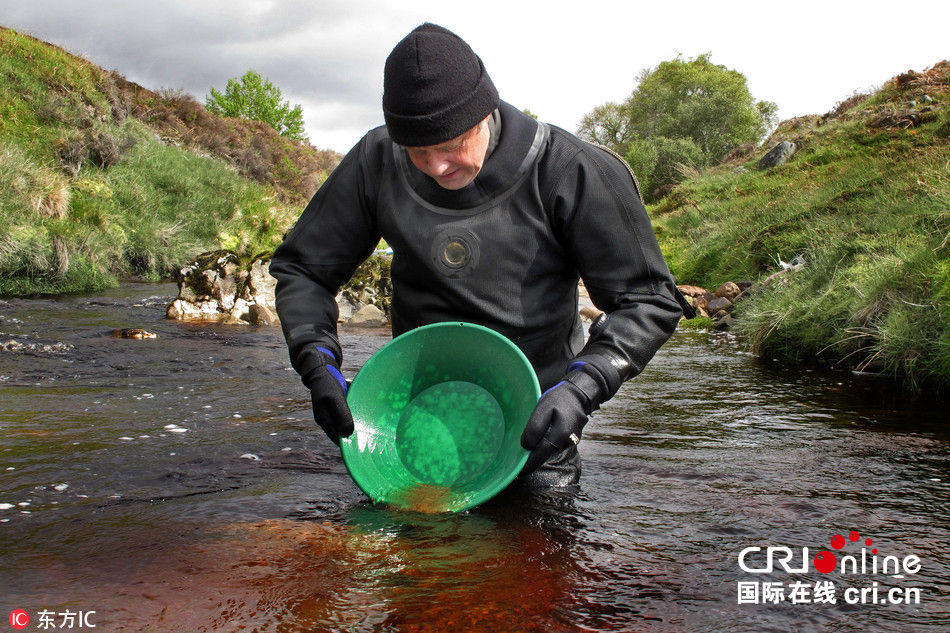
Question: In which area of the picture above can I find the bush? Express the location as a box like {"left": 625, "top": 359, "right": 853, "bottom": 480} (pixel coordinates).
{"left": 56, "top": 127, "right": 136, "bottom": 175}
{"left": 626, "top": 136, "right": 705, "bottom": 201}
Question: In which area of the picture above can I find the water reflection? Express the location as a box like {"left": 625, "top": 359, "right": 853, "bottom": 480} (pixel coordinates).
{"left": 1, "top": 285, "right": 949, "bottom": 632}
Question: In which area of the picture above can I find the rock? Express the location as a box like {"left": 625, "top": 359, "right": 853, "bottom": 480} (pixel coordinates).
{"left": 757, "top": 141, "right": 795, "bottom": 170}
{"left": 247, "top": 303, "right": 277, "bottom": 326}
{"left": 714, "top": 281, "right": 741, "bottom": 302}
{"left": 1, "top": 339, "right": 72, "bottom": 354}
{"left": 678, "top": 285, "right": 715, "bottom": 313}
{"left": 677, "top": 285, "right": 709, "bottom": 298}
{"left": 336, "top": 294, "right": 365, "bottom": 323}
{"left": 706, "top": 296, "right": 734, "bottom": 314}
{"left": 345, "top": 304, "right": 388, "bottom": 328}
{"left": 580, "top": 305, "right": 603, "bottom": 322}
{"left": 246, "top": 259, "right": 277, "bottom": 312}
{"left": 164, "top": 251, "right": 407, "bottom": 328}
{"left": 714, "top": 313, "right": 736, "bottom": 330}
{"left": 166, "top": 255, "right": 295, "bottom": 325}
{"left": 166, "top": 297, "right": 224, "bottom": 321}
{"left": 340, "top": 255, "right": 393, "bottom": 317}
{"left": 168, "top": 250, "right": 248, "bottom": 321}
{"left": 111, "top": 328, "right": 158, "bottom": 339}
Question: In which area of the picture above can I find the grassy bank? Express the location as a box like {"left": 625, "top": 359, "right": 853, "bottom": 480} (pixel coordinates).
{"left": 0, "top": 27, "right": 339, "bottom": 295}
{"left": 653, "top": 61, "right": 950, "bottom": 394}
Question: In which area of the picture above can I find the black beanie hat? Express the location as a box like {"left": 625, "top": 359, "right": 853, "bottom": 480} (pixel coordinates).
{"left": 383, "top": 23, "right": 499, "bottom": 147}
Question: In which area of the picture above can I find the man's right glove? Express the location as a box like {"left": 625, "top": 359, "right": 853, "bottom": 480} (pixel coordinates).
{"left": 520, "top": 358, "right": 617, "bottom": 476}
{"left": 297, "top": 346, "right": 353, "bottom": 445}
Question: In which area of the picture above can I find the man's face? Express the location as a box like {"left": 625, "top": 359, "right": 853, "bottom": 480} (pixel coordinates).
{"left": 404, "top": 117, "right": 490, "bottom": 190}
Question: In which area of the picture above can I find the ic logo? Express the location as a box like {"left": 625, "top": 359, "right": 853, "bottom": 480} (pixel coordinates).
{"left": 9, "top": 609, "right": 29, "bottom": 630}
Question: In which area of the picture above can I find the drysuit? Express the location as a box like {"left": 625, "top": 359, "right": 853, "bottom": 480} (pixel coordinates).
{"left": 270, "top": 101, "right": 688, "bottom": 481}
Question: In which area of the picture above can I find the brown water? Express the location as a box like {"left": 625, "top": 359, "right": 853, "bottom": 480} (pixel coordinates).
{"left": 1, "top": 284, "right": 948, "bottom": 632}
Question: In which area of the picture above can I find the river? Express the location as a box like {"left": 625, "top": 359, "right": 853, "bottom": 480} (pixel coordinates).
{"left": 1, "top": 283, "right": 948, "bottom": 632}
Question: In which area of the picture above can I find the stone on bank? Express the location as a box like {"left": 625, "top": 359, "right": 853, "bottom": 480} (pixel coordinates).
{"left": 166, "top": 252, "right": 393, "bottom": 328}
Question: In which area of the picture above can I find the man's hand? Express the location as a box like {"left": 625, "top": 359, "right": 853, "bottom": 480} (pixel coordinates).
{"left": 520, "top": 358, "right": 618, "bottom": 475}
{"left": 519, "top": 377, "right": 591, "bottom": 475}
{"left": 300, "top": 347, "right": 354, "bottom": 444}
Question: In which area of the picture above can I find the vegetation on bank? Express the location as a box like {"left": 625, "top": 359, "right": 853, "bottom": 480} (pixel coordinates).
{"left": 3, "top": 27, "right": 948, "bottom": 396}
{"left": 0, "top": 26, "right": 340, "bottom": 295}
{"left": 578, "top": 53, "right": 777, "bottom": 201}
{"left": 652, "top": 61, "right": 950, "bottom": 394}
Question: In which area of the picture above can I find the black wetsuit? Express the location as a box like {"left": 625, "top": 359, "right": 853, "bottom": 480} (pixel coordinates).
{"left": 272, "top": 100, "right": 683, "bottom": 385}
{"left": 271, "top": 102, "right": 686, "bottom": 478}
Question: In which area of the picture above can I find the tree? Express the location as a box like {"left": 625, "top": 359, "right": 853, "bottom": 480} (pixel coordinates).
{"left": 206, "top": 70, "right": 308, "bottom": 142}
{"left": 626, "top": 53, "right": 776, "bottom": 163}
{"left": 577, "top": 101, "right": 633, "bottom": 149}
{"left": 578, "top": 53, "right": 777, "bottom": 199}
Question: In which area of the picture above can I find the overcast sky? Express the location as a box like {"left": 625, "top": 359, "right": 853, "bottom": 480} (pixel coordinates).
{"left": 3, "top": 1, "right": 948, "bottom": 154}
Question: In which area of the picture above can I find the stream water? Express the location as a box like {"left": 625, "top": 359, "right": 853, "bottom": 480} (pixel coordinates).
{"left": 1, "top": 283, "right": 948, "bottom": 632}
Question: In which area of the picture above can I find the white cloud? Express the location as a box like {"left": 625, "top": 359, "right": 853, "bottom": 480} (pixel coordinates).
{"left": 3, "top": 0, "right": 948, "bottom": 153}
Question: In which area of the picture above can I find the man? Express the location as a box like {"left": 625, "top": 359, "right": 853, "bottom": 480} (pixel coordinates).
{"left": 270, "top": 23, "right": 691, "bottom": 486}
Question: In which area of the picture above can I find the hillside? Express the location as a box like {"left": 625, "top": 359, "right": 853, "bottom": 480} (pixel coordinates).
{"left": 0, "top": 26, "right": 341, "bottom": 295}
{"left": 653, "top": 61, "right": 950, "bottom": 394}
{"left": 4, "top": 28, "right": 948, "bottom": 395}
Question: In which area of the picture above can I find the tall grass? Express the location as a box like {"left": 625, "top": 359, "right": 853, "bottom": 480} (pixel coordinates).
{"left": 653, "top": 62, "right": 950, "bottom": 394}
{"left": 0, "top": 26, "right": 332, "bottom": 296}
{"left": 0, "top": 118, "right": 297, "bottom": 294}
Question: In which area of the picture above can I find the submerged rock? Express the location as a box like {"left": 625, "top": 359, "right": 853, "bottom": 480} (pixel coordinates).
{"left": 111, "top": 328, "right": 158, "bottom": 339}
{"left": 1, "top": 339, "right": 73, "bottom": 354}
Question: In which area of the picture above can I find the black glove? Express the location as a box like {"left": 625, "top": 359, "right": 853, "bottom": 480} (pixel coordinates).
{"left": 298, "top": 346, "right": 353, "bottom": 445}
{"left": 520, "top": 359, "right": 614, "bottom": 476}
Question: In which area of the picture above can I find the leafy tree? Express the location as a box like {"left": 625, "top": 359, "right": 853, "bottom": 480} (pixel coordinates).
{"left": 627, "top": 53, "right": 776, "bottom": 162}
{"left": 578, "top": 53, "right": 777, "bottom": 199}
{"left": 577, "top": 101, "right": 633, "bottom": 149}
{"left": 206, "top": 70, "right": 308, "bottom": 142}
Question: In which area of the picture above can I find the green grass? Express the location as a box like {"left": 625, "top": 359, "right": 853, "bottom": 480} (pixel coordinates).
{"left": 652, "top": 61, "right": 950, "bottom": 394}
{"left": 0, "top": 26, "right": 332, "bottom": 295}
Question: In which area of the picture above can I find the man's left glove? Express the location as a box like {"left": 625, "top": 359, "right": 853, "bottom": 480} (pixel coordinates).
{"left": 298, "top": 346, "right": 354, "bottom": 445}
{"left": 520, "top": 358, "right": 617, "bottom": 476}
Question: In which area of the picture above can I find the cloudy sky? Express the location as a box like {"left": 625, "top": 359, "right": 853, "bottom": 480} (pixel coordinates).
{"left": 3, "top": 1, "right": 948, "bottom": 154}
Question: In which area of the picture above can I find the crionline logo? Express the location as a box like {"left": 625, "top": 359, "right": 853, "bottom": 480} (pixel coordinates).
{"left": 738, "top": 531, "right": 921, "bottom": 575}
{"left": 737, "top": 531, "right": 925, "bottom": 606}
